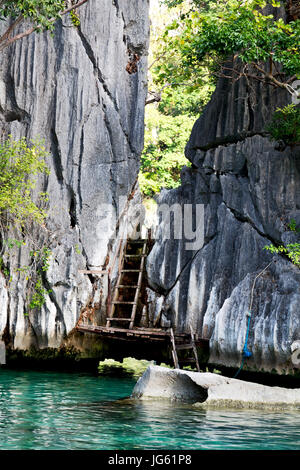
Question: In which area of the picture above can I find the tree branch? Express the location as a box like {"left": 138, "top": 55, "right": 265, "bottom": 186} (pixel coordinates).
{"left": 148, "top": 51, "right": 168, "bottom": 70}
{"left": 145, "top": 81, "right": 197, "bottom": 105}
{"left": 215, "top": 61, "right": 299, "bottom": 96}
{"left": 0, "top": 15, "right": 24, "bottom": 44}
{"left": 0, "top": 0, "right": 89, "bottom": 51}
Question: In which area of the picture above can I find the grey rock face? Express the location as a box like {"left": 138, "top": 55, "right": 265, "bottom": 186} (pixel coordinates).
{"left": 0, "top": 0, "right": 149, "bottom": 350}
{"left": 132, "top": 366, "right": 300, "bottom": 408}
{"left": 147, "top": 68, "right": 300, "bottom": 373}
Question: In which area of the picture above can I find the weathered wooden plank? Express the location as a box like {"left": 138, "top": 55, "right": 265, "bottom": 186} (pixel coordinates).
{"left": 190, "top": 324, "right": 201, "bottom": 372}
{"left": 170, "top": 328, "right": 179, "bottom": 369}
{"left": 106, "top": 318, "right": 131, "bottom": 321}
{"left": 78, "top": 269, "right": 107, "bottom": 274}
{"left": 124, "top": 254, "right": 147, "bottom": 258}
{"left": 77, "top": 325, "right": 170, "bottom": 337}
{"left": 117, "top": 285, "right": 138, "bottom": 288}
{"left": 76, "top": 325, "right": 209, "bottom": 349}
{"left": 121, "top": 269, "right": 143, "bottom": 273}
{"left": 175, "top": 343, "right": 193, "bottom": 350}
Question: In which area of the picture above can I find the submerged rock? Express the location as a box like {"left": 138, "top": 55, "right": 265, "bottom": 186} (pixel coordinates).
{"left": 132, "top": 366, "right": 300, "bottom": 409}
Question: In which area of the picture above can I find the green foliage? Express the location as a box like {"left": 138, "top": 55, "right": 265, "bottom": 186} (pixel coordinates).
{"left": 0, "top": 0, "right": 66, "bottom": 31}
{"left": 2, "top": 240, "right": 53, "bottom": 312}
{"left": 264, "top": 242, "right": 300, "bottom": 267}
{"left": 74, "top": 244, "right": 81, "bottom": 255}
{"left": 98, "top": 357, "right": 172, "bottom": 378}
{"left": 0, "top": 136, "right": 50, "bottom": 228}
{"left": 28, "top": 277, "right": 51, "bottom": 311}
{"left": 152, "top": 1, "right": 216, "bottom": 102}
{"left": 4, "top": 238, "right": 26, "bottom": 249}
{"left": 27, "top": 246, "right": 52, "bottom": 311}
{"left": 0, "top": 137, "right": 52, "bottom": 313}
{"left": 139, "top": 107, "right": 194, "bottom": 196}
{"left": 287, "top": 219, "right": 300, "bottom": 232}
{"left": 70, "top": 9, "right": 80, "bottom": 27}
{"left": 266, "top": 104, "right": 300, "bottom": 145}
{"left": 159, "top": 0, "right": 300, "bottom": 85}
{"left": 140, "top": 1, "right": 215, "bottom": 197}
{"left": 98, "top": 357, "right": 153, "bottom": 379}
{"left": 144, "top": 0, "right": 299, "bottom": 197}
{"left": 0, "top": 1, "right": 88, "bottom": 52}
{"left": 158, "top": 82, "right": 214, "bottom": 117}
{"left": 0, "top": 256, "right": 9, "bottom": 277}
{"left": 182, "top": 365, "right": 197, "bottom": 371}
{"left": 28, "top": 246, "right": 52, "bottom": 272}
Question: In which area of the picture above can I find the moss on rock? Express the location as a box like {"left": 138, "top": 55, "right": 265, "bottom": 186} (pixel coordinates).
{"left": 98, "top": 357, "right": 172, "bottom": 379}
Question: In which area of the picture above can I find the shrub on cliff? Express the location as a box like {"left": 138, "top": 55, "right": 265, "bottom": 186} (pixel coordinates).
{"left": 266, "top": 104, "right": 300, "bottom": 145}
{"left": 264, "top": 242, "right": 300, "bottom": 266}
{"left": 0, "top": 136, "right": 50, "bottom": 229}
{"left": 0, "top": 137, "right": 52, "bottom": 312}
{"left": 158, "top": 1, "right": 300, "bottom": 97}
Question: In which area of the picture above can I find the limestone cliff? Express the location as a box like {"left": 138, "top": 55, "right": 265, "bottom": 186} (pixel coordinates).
{"left": 0, "top": 0, "right": 149, "bottom": 351}
{"left": 147, "top": 62, "right": 300, "bottom": 372}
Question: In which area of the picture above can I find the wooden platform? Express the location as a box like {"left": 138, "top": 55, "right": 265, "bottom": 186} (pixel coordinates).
{"left": 76, "top": 324, "right": 209, "bottom": 348}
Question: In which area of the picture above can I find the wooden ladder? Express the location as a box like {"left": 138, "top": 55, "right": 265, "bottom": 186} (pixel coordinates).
{"left": 106, "top": 239, "right": 147, "bottom": 329}
{"left": 170, "top": 325, "right": 200, "bottom": 372}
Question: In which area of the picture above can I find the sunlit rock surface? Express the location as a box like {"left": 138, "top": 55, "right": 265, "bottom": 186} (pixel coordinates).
{"left": 132, "top": 366, "right": 300, "bottom": 408}
{"left": 0, "top": 0, "right": 149, "bottom": 350}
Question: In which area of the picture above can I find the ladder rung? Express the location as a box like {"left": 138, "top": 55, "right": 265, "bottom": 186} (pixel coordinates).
{"left": 127, "top": 240, "right": 146, "bottom": 244}
{"left": 175, "top": 343, "right": 194, "bottom": 350}
{"left": 124, "top": 254, "right": 147, "bottom": 258}
{"left": 106, "top": 318, "right": 131, "bottom": 321}
{"left": 112, "top": 301, "right": 136, "bottom": 305}
{"left": 78, "top": 269, "right": 107, "bottom": 274}
{"left": 117, "top": 285, "right": 138, "bottom": 288}
{"left": 121, "top": 269, "right": 143, "bottom": 273}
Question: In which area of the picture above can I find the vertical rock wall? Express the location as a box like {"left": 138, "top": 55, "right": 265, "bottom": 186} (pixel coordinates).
{"left": 147, "top": 54, "right": 300, "bottom": 373}
{"left": 0, "top": 0, "right": 149, "bottom": 351}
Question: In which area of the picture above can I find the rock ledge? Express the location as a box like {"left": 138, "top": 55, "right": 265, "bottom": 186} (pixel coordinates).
{"left": 132, "top": 366, "right": 300, "bottom": 409}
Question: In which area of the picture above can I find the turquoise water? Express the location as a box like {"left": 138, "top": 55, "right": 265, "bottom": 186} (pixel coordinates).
{"left": 0, "top": 368, "right": 300, "bottom": 450}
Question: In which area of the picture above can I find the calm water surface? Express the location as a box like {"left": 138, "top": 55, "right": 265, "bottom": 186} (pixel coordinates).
{"left": 0, "top": 368, "right": 300, "bottom": 450}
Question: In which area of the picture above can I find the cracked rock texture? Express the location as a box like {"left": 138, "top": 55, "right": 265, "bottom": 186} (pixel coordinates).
{"left": 0, "top": 0, "right": 149, "bottom": 350}
{"left": 147, "top": 64, "right": 300, "bottom": 374}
